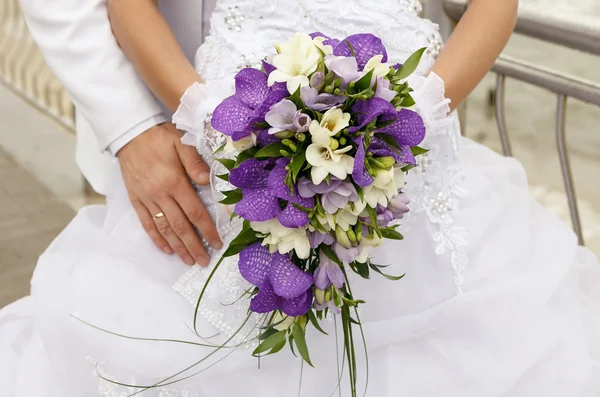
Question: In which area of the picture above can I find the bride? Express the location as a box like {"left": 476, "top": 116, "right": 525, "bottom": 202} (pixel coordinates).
{"left": 2, "top": 0, "right": 599, "bottom": 395}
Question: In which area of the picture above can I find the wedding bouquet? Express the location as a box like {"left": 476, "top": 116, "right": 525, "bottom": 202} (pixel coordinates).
{"left": 198, "top": 31, "right": 428, "bottom": 394}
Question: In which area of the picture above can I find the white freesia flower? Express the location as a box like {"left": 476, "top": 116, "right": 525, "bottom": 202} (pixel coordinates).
{"left": 251, "top": 219, "right": 310, "bottom": 259}
{"left": 336, "top": 209, "right": 359, "bottom": 232}
{"left": 312, "top": 36, "right": 334, "bottom": 55}
{"left": 363, "top": 167, "right": 406, "bottom": 208}
{"left": 224, "top": 133, "right": 257, "bottom": 153}
{"left": 355, "top": 234, "right": 383, "bottom": 263}
{"left": 273, "top": 313, "right": 295, "bottom": 330}
{"left": 363, "top": 54, "right": 391, "bottom": 78}
{"left": 306, "top": 108, "right": 354, "bottom": 184}
{"left": 268, "top": 32, "right": 323, "bottom": 94}
{"left": 309, "top": 107, "right": 351, "bottom": 138}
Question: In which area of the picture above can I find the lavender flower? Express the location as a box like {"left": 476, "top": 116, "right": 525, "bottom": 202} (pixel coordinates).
{"left": 298, "top": 176, "right": 358, "bottom": 214}
{"left": 265, "top": 100, "right": 312, "bottom": 135}
{"left": 375, "top": 77, "right": 397, "bottom": 102}
{"left": 314, "top": 252, "right": 345, "bottom": 290}
{"left": 388, "top": 193, "right": 410, "bottom": 219}
{"left": 300, "top": 87, "right": 345, "bottom": 112}
{"left": 307, "top": 230, "right": 335, "bottom": 249}
{"left": 333, "top": 241, "right": 362, "bottom": 264}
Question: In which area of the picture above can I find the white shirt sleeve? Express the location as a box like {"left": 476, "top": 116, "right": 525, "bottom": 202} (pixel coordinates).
{"left": 19, "top": 0, "right": 166, "bottom": 152}
{"left": 107, "top": 114, "right": 168, "bottom": 156}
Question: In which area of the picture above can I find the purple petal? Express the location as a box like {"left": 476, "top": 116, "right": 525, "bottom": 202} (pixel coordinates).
{"left": 322, "top": 192, "right": 349, "bottom": 214}
{"left": 250, "top": 280, "right": 281, "bottom": 313}
{"left": 333, "top": 34, "right": 388, "bottom": 70}
{"left": 211, "top": 96, "right": 253, "bottom": 136}
{"left": 326, "top": 262, "right": 346, "bottom": 289}
{"left": 323, "top": 233, "right": 335, "bottom": 245}
{"left": 257, "top": 130, "right": 280, "bottom": 147}
{"left": 229, "top": 159, "right": 269, "bottom": 189}
{"left": 377, "top": 109, "right": 426, "bottom": 147}
{"left": 239, "top": 243, "right": 275, "bottom": 289}
{"left": 307, "top": 231, "right": 326, "bottom": 248}
{"left": 309, "top": 31, "right": 331, "bottom": 40}
{"left": 278, "top": 204, "right": 310, "bottom": 228}
{"left": 269, "top": 253, "right": 314, "bottom": 299}
{"left": 280, "top": 289, "right": 313, "bottom": 317}
{"left": 262, "top": 60, "right": 276, "bottom": 75}
{"left": 235, "top": 68, "right": 269, "bottom": 109}
{"left": 349, "top": 98, "right": 397, "bottom": 133}
{"left": 352, "top": 138, "right": 374, "bottom": 188}
{"left": 235, "top": 188, "right": 280, "bottom": 221}
{"left": 314, "top": 264, "right": 331, "bottom": 290}
{"left": 256, "top": 90, "right": 290, "bottom": 118}
{"left": 267, "top": 159, "right": 293, "bottom": 200}
{"left": 333, "top": 242, "right": 361, "bottom": 264}
{"left": 375, "top": 77, "right": 397, "bottom": 102}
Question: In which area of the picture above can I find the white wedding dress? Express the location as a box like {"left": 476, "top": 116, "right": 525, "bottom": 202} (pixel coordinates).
{"left": 2, "top": 0, "right": 599, "bottom": 396}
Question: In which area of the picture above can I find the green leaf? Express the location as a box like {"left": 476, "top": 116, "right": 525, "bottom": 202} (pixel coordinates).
{"left": 366, "top": 206, "right": 381, "bottom": 238}
{"left": 219, "top": 189, "right": 243, "bottom": 205}
{"left": 410, "top": 146, "right": 429, "bottom": 157}
{"left": 394, "top": 47, "right": 426, "bottom": 81}
{"left": 255, "top": 142, "right": 288, "bottom": 158}
{"left": 375, "top": 118, "right": 397, "bottom": 130}
{"left": 351, "top": 261, "right": 371, "bottom": 279}
{"left": 253, "top": 330, "right": 287, "bottom": 356}
{"left": 344, "top": 40, "right": 356, "bottom": 57}
{"left": 222, "top": 243, "right": 246, "bottom": 258}
{"left": 399, "top": 94, "right": 415, "bottom": 108}
{"left": 288, "top": 85, "right": 305, "bottom": 109}
{"left": 401, "top": 164, "right": 415, "bottom": 172}
{"left": 375, "top": 133, "right": 402, "bottom": 151}
{"left": 290, "top": 151, "right": 306, "bottom": 183}
{"left": 229, "top": 227, "right": 259, "bottom": 246}
{"left": 216, "top": 158, "right": 236, "bottom": 170}
{"left": 380, "top": 227, "right": 404, "bottom": 240}
{"left": 292, "top": 203, "right": 313, "bottom": 213}
{"left": 306, "top": 310, "right": 328, "bottom": 335}
{"left": 213, "top": 143, "right": 226, "bottom": 155}
{"left": 292, "top": 322, "right": 314, "bottom": 367}
{"left": 354, "top": 69, "right": 374, "bottom": 92}
{"left": 258, "top": 327, "right": 278, "bottom": 341}
{"left": 369, "top": 263, "right": 405, "bottom": 281}
{"left": 216, "top": 173, "right": 229, "bottom": 182}
{"left": 235, "top": 150, "right": 255, "bottom": 166}
{"left": 321, "top": 245, "right": 343, "bottom": 266}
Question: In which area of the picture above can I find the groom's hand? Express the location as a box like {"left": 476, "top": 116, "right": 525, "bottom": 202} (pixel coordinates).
{"left": 117, "top": 122, "right": 223, "bottom": 266}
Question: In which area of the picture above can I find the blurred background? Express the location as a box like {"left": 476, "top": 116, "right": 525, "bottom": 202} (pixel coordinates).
{"left": 0, "top": 0, "right": 598, "bottom": 308}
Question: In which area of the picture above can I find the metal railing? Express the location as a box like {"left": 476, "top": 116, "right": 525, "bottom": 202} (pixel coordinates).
{"left": 443, "top": 0, "right": 600, "bottom": 245}
{"left": 0, "top": 0, "right": 75, "bottom": 131}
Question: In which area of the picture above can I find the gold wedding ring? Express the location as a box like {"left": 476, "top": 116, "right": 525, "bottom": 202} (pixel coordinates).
{"left": 153, "top": 212, "right": 165, "bottom": 220}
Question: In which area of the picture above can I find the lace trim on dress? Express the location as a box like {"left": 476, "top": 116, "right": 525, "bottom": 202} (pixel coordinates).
{"left": 402, "top": 73, "right": 469, "bottom": 294}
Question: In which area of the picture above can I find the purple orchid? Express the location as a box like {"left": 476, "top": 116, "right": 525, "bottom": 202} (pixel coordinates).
{"left": 307, "top": 230, "right": 336, "bottom": 249}
{"left": 309, "top": 32, "right": 341, "bottom": 48}
{"left": 265, "top": 99, "right": 311, "bottom": 135}
{"left": 332, "top": 33, "right": 388, "bottom": 71}
{"left": 300, "top": 87, "right": 345, "bottom": 112}
{"left": 239, "top": 243, "right": 314, "bottom": 316}
{"left": 212, "top": 68, "right": 288, "bottom": 141}
{"left": 298, "top": 176, "right": 358, "bottom": 214}
{"left": 314, "top": 251, "right": 345, "bottom": 290}
{"left": 229, "top": 158, "right": 314, "bottom": 228}
{"left": 349, "top": 98, "right": 426, "bottom": 187}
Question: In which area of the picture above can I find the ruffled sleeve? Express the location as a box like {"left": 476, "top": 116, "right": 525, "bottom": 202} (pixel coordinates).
{"left": 408, "top": 71, "right": 454, "bottom": 135}
{"left": 172, "top": 80, "right": 235, "bottom": 147}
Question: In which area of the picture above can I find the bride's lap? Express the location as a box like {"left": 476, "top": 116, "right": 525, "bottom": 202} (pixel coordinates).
{"left": 19, "top": 138, "right": 599, "bottom": 395}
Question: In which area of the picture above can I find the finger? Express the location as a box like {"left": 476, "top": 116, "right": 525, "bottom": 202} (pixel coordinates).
{"left": 178, "top": 144, "right": 210, "bottom": 185}
{"left": 131, "top": 200, "right": 173, "bottom": 255}
{"left": 145, "top": 201, "right": 197, "bottom": 266}
{"left": 157, "top": 198, "right": 211, "bottom": 266}
{"left": 173, "top": 182, "right": 223, "bottom": 249}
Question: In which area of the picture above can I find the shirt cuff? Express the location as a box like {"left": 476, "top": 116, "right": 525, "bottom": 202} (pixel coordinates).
{"left": 107, "top": 114, "right": 168, "bottom": 156}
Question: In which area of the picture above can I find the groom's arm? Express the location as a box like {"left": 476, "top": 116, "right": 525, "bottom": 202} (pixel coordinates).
{"left": 19, "top": 0, "right": 167, "bottom": 154}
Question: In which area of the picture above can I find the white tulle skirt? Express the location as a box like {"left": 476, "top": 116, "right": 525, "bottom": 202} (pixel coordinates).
{"left": 1, "top": 138, "right": 599, "bottom": 397}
